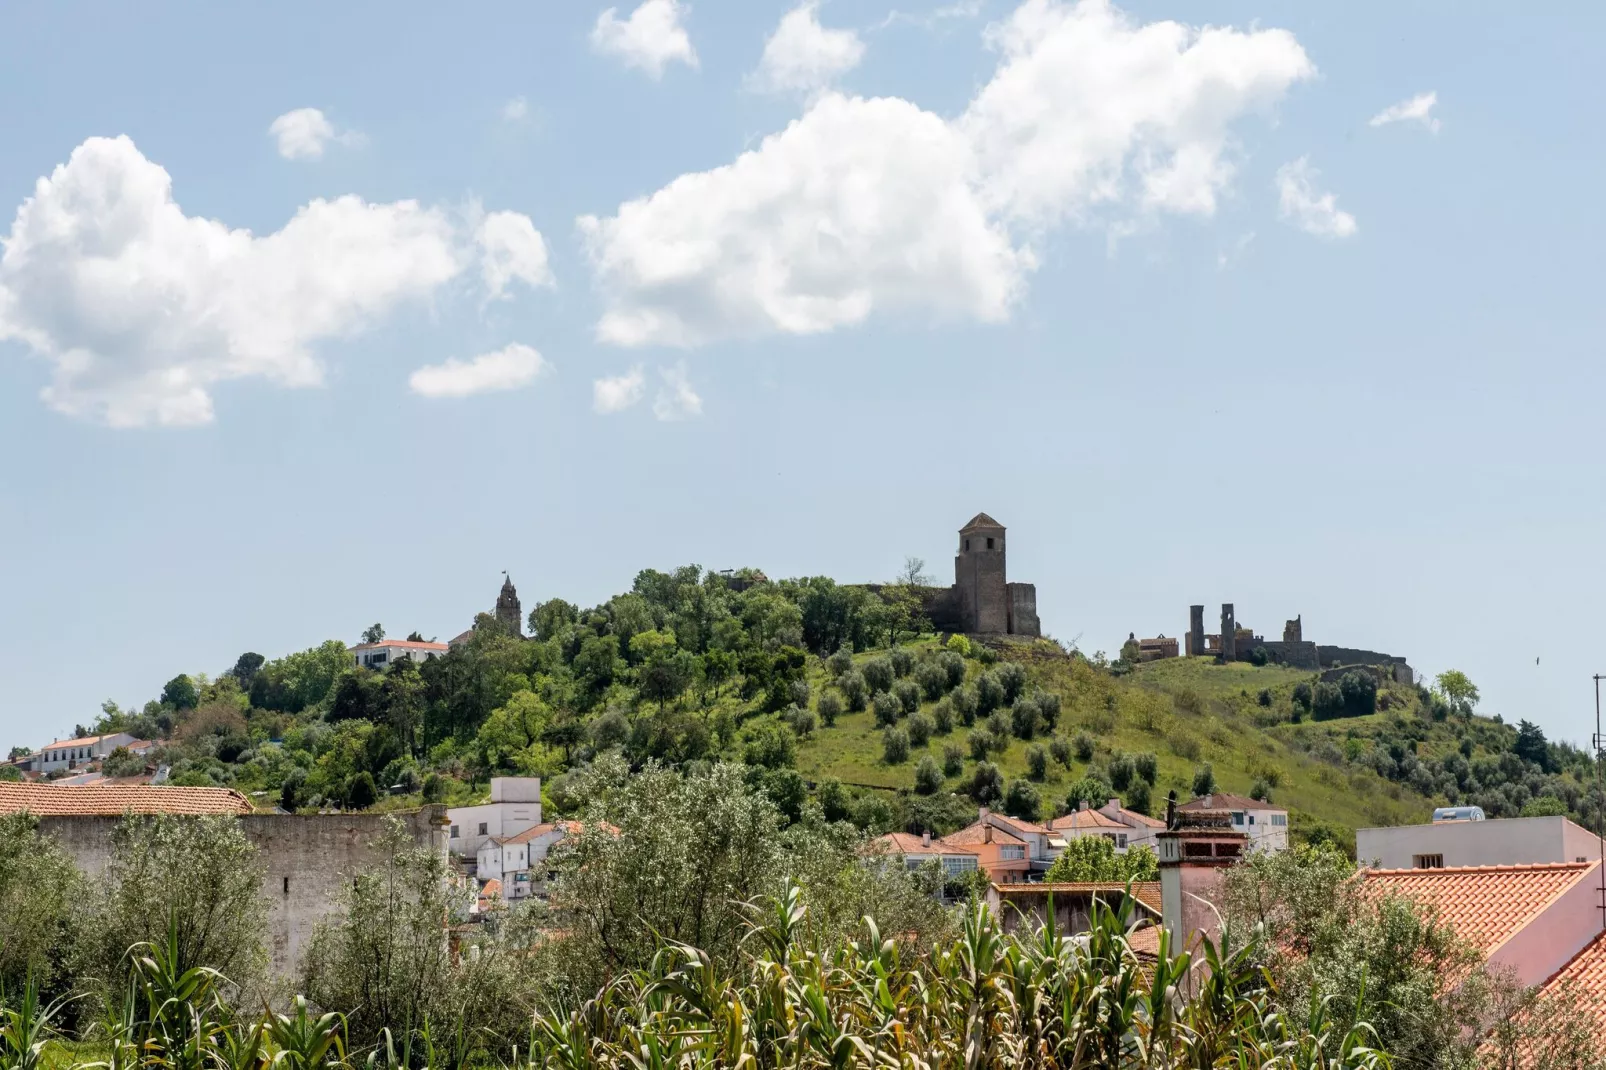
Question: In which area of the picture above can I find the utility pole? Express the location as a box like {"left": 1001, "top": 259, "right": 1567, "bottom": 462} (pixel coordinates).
{"left": 1594, "top": 676, "right": 1605, "bottom": 933}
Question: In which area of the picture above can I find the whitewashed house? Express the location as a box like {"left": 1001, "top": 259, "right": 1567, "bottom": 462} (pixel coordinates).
{"left": 16, "top": 732, "right": 140, "bottom": 774}
{"left": 351, "top": 639, "right": 448, "bottom": 669}
{"left": 475, "top": 822, "right": 578, "bottom": 900}
{"left": 447, "top": 777, "right": 542, "bottom": 860}
{"left": 1176, "top": 793, "right": 1288, "bottom": 852}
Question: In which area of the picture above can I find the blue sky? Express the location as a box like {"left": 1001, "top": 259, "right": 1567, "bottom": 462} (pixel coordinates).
{"left": 1, "top": 0, "right": 1603, "bottom": 751}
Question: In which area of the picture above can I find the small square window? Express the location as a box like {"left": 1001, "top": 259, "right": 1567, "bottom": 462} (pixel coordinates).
{"left": 478, "top": 822, "right": 488, "bottom": 836}
{"left": 986, "top": 537, "right": 994, "bottom": 549}
{"left": 450, "top": 825, "right": 459, "bottom": 837}
{"left": 1413, "top": 854, "right": 1445, "bottom": 869}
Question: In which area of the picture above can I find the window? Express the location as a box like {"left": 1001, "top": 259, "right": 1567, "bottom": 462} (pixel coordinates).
{"left": 964, "top": 538, "right": 970, "bottom": 551}
{"left": 999, "top": 845, "right": 1025, "bottom": 860}
{"left": 986, "top": 537, "right": 995, "bottom": 549}
{"left": 943, "top": 856, "right": 978, "bottom": 876}
{"left": 1271, "top": 814, "right": 1287, "bottom": 827}
{"left": 1231, "top": 812, "right": 1245, "bottom": 826}
{"left": 478, "top": 822, "right": 488, "bottom": 836}
{"left": 1248, "top": 814, "right": 1256, "bottom": 825}
{"left": 1117, "top": 834, "right": 1128, "bottom": 849}
{"left": 1412, "top": 854, "right": 1445, "bottom": 869}
{"left": 450, "top": 825, "right": 459, "bottom": 838}
{"left": 283, "top": 876, "right": 290, "bottom": 895}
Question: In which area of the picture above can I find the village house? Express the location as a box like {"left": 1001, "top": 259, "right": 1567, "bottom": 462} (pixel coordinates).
{"left": 475, "top": 820, "right": 583, "bottom": 900}
{"left": 351, "top": 638, "right": 448, "bottom": 669}
{"left": 1049, "top": 798, "right": 1165, "bottom": 853}
{"left": 1356, "top": 813, "right": 1605, "bottom": 870}
{"left": 868, "top": 831, "right": 981, "bottom": 881}
{"left": 11, "top": 731, "right": 143, "bottom": 775}
{"left": 942, "top": 809, "right": 1062, "bottom": 882}
{"left": 1176, "top": 793, "right": 1289, "bottom": 852}
{"left": 447, "top": 776, "right": 543, "bottom": 860}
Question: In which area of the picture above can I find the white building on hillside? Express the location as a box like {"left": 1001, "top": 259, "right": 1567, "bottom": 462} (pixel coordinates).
{"left": 1050, "top": 799, "right": 1165, "bottom": 852}
{"left": 447, "top": 777, "right": 542, "bottom": 860}
{"left": 352, "top": 639, "right": 448, "bottom": 669}
{"left": 1176, "top": 793, "right": 1288, "bottom": 852}
{"left": 476, "top": 821, "right": 578, "bottom": 900}
{"left": 1357, "top": 814, "right": 1605, "bottom": 870}
{"left": 14, "top": 732, "right": 140, "bottom": 774}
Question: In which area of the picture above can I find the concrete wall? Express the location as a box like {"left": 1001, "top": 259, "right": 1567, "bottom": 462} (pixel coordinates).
{"left": 1355, "top": 816, "right": 1604, "bottom": 869}
{"left": 1489, "top": 861, "right": 1605, "bottom": 989}
{"left": 40, "top": 807, "right": 448, "bottom": 981}
{"left": 1006, "top": 583, "right": 1040, "bottom": 638}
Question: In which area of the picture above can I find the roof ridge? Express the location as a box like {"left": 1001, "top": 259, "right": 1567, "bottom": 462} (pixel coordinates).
{"left": 1366, "top": 862, "right": 1594, "bottom": 876}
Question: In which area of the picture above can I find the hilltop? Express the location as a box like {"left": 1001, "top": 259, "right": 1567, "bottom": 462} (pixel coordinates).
{"left": 8, "top": 564, "right": 1598, "bottom": 852}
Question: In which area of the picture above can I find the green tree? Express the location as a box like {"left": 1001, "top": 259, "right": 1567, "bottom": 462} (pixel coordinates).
{"left": 346, "top": 770, "right": 378, "bottom": 808}
{"left": 0, "top": 812, "right": 83, "bottom": 995}
{"left": 1434, "top": 669, "right": 1480, "bottom": 720}
{"left": 530, "top": 597, "right": 580, "bottom": 641}
{"left": 227, "top": 652, "right": 265, "bottom": 688}
{"left": 816, "top": 691, "right": 843, "bottom": 727}
{"left": 361, "top": 623, "right": 385, "bottom": 644}
{"left": 1026, "top": 744, "right": 1048, "bottom": 781}
{"left": 968, "top": 761, "right": 1004, "bottom": 805}
{"left": 161, "top": 674, "right": 199, "bottom": 711}
{"left": 1043, "top": 836, "right": 1158, "bottom": 883}
{"left": 1191, "top": 763, "right": 1217, "bottom": 797}
{"left": 1003, "top": 779, "right": 1040, "bottom": 821}
{"left": 914, "top": 756, "right": 943, "bottom": 795}
{"left": 883, "top": 727, "right": 911, "bottom": 765}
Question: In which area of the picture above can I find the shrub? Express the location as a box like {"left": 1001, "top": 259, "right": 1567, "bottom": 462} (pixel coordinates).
{"left": 907, "top": 712, "right": 934, "bottom": 748}
{"left": 1192, "top": 763, "right": 1217, "bottom": 797}
{"left": 790, "top": 678, "right": 812, "bottom": 709}
{"left": 347, "top": 771, "right": 378, "bottom": 809}
{"left": 1170, "top": 734, "right": 1201, "bottom": 761}
{"left": 889, "top": 647, "right": 914, "bottom": 678}
{"left": 882, "top": 727, "right": 911, "bottom": 765}
{"left": 1313, "top": 681, "right": 1345, "bottom": 720}
{"left": 784, "top": 705, "right": 817, "bottom": 739}
{"left": 914, "top": 756, "right": 943, "bottom": 795}
{"left": 1035, "top": 690, "right": 1061, "bottom": 729}
{"left": 1125, "top": 777, "right": 1152, "bottom": 815}
{"left": 952, "top": 685, "right": 978, "bottom": 725}
{"left": 743, "top": 722, "right": 797, "bottom": 769}
{"left": 1250, "top": 777, "right": 1273, "bottom": 803}
{"left": 986, "top": 710, "right": 1012, "bottom": 744}
{"left": 828, "top": 644, "right": 854, "bottom": 675}
{"left": 968, "top": 761, "right": 1004, "bottom": 805}
{"left": 939, "top": 650, "right": 967, "bottom": 689}
{"left": 1049, "top": 735, "right": 1072, "bottom": 767}
{"left": 864, "top": 658, "right": 895, "bottom": 693}
{"left": 1066, "top": 773, "right": 1113, "bottom": 810}
{"left": 1010, "top": 696, "right": 1040, "bottom": 740}
{"left": 932, "top": 698, "right": 955, "bottom": 735}
{"left": 420, "top": 772, "right": 445, "bottom": 804}
{"left": 1133, "top": 752, "right": 1158, "bottom": 785}
{"left": 838, "top": 669, "right": 868, "bottom": 711}
{"left": 895, "top": 679, "right": 922, "bottom": 714}
{"left": 1026, "top": 744, "right": 1048, "bottom": 781}
{"left": 944, "top": 633, "right": 971, "bottom": 656}
{"left": 873, "top": 691, "right": 901, "bottom": 727}
{"left": 1073, "top": 731, "right": 1095, "bottom": 762}
{"left": 1107, "top": 752, "right": 1135, "bottom": 791}
{"left": 943, "top": 743, "right": 966, "bottom": 777}
{"left": 976, "top": 672, "right": 1005, "bottom": 715}
{"left": 817, "top": 691, "right": 843, "bottom": 727}
{"left": 996, "top": 662, "right": 1027, "bottom": 704}
{"left": 968, "top": 731, "right": 992, "bottom": 762}
{"left": 1339, "top": 671, "right": 1378, "bottom": 717}
{"left": 1003, "top": 779, "right": 1040, "bottom": 821}
{"left": 1292, "top": 681, "right": 1313, "bottom": 711}
{"left": 1257, "top": 688, "right": 1273, "bottom": 707}
{"left": 1249, "top": 646, "right": 1270, "bottom": 667}
{"left": 818, "top": 777, "right": 851, "bottom": 822}
{"left": 1175, "top": 688, "right": 1205, "bottom": 715}
{"left": 915, "top": 661, "right": 948, "bottom": 701}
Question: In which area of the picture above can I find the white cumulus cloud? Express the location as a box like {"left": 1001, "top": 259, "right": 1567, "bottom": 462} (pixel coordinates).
{"left": 477, "top": 210, "right": 554, "bottom": 300}
{"left": 653, "top": 361, "right": 702, "bottom": 420}
{"left": 0, "top": 136, "right": 546, "bottom": 427}
{"left": 409, "top": 343, "right": 549, "bottom": 399}
{"left": 1275, "top": 157, "right": 1357, "bottom": 239}
{"left": 502, "top": 96, "right": 529, "bottom": 122}
{"left": 268, "top": 108, "right": 359, "bottom": 160}
{"left": 591, "top": 0, "right": 698, "bottom": 78}
{"left": 1369, "top": 91, "right": 1440, "bottom": 133}
{"left": 593, "top": 366, "right": 647, "bottom": 413}
{"left": 751, "top": 2, "right": 866, "bottom": 95}
{"left": 580, "top": 0, "right": 1315, "bottom": 347}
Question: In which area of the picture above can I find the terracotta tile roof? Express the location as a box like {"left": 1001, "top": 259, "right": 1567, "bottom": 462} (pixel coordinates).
{"left": 986, "top": 812, "right": 1052, "bottom": 836}
{"left": 1050, "top": 809, "right": 1127, "bottom": 831}
{"left": 1109, "top": 807, "right": 1166, "bottom": 829}
{"left": 1127, "top": 925, "right": 1163, "bottom": 958}
{"left": 944, "top": 822, "right": 1026, "bottom": 847}
{"left": 41, "top": 733, "right": 123, "bottom": 749}
{"left": 494, "top": 820, "right": 600, "bottom": 847}
{"left": 1177, "top": 793, "right": 1281, "bottom": 812}
{"left": 0, "top": 782, "right": 253, "bottom": 816}
{"left": 1538, "top": 929, "right": 1606, "bottom": 1033}
{"left": 991, "top": 881, "right": 1163, "bottom": 916}
{"left": 352, "top": 640, "right": 448, "bottom": 652}
{"left": 1361, "top": 863, "right": 1595, "bottom": 955}
{"left": 961, "top": 512, "right": 1004, "bottom": 531}
{"left": 872, "top": 832, "right": 978, "bottom": 855}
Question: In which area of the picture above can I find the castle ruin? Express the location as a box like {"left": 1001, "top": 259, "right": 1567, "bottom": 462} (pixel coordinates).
{"left": 923, "top": 513, "right": 1040, "bottom": 638}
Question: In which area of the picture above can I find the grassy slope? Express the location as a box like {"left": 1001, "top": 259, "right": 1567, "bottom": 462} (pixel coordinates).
{"left": 794, "top": 640, "right": 1440, "bottom": 833}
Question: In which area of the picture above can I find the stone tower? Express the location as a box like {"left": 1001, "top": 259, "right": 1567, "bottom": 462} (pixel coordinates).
{"left": 495, "top": 574, "right": 523, "bottom": 637}
{"left": 1188, "top": 605, "right": 1205, "bottom": 657}
{"left": 955, "top": 513, "right": 1009, "bottom": 634}
{"left": 1219, "top": 603, "right": 1236, "bottom": 661}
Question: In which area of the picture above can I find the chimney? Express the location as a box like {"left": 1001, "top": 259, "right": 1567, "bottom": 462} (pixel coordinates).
{"left": 922, "top": 829, "right": 931, "bottom": 848}
{"left": 1078, "top": 799, "right": 1088, "bottom": 811}
{"left": 1104, "top": 798, "right": 1121, "bottom": 817}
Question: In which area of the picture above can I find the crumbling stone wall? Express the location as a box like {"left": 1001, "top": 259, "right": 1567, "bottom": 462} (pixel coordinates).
{"left": 40, "top": 807, "right": 448, "bottom": 981}
{"left": 1006, "top": 583, "right": 1039, "bottom": 637}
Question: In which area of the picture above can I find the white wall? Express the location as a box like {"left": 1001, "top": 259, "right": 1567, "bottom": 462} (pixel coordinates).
{"left": 1355, "top": 816, "right": 1604, "bottom": 869}
{"left": 448, "top": 798, "right": 542, "bottom": 859}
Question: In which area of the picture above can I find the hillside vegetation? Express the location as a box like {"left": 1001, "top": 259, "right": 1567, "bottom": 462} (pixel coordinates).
{"left": 34, "top": 563, "right": 1602, "bottom": 852}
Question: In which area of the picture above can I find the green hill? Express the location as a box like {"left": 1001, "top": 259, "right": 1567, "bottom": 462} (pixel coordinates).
{"left": 58, "top": 566, "right": 1600, "bottom": 852}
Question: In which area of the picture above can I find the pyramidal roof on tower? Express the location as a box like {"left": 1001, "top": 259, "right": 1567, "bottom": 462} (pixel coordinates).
{"left": 960, "top": 512, "right": 1004, "bottom": 532}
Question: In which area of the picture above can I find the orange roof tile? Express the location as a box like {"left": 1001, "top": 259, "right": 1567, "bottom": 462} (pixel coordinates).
{"left": 40, "top": 733, "right": 125, "bottom": 749}
{"left": 872, "top": 832, "right": 978, "bottom": 855}
{"left": 986, "top": 812, "right": 1052, "bottom": 835}
{"left": 1539, "top": 929, "right": 1606, "bottom": 1032}
{"left": 0, "top": 782, "right": 253, "bottom": 816}
{"left": 1127, "top": 925, "right": 1163, "bottom": 958}
{"left": 1178, "top": 793, "right": 1281, "bottom": 812}
{"left": 1361, "top": 863, "right": 1595, "bottom": 955}
{"left": 1050, "top": 809, "right": 1127, "bottom": 831}
{"left": 944, "top": 822, "right": 1026, "bottom": 847}
{"left": 352, "top": 640, "right": 448, "bottom": 652}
